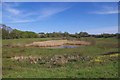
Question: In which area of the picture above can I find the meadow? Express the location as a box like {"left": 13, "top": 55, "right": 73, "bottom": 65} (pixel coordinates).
{"left": 2, "top": 37, "right": 119, "bottom": 78}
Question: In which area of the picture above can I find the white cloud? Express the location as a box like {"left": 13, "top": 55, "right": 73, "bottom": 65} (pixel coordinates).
{"left": 90, "top": 5, "right": 118, "bottom": 14}
{"left": 3, "top": 2, "right": 23, "bottom": 15}
{"left": 2, "top": 2, "right": 72, "bottom": 23}
{"left": 91, "top": 10, "right": 118, "bottom": 14}
{"left": 36, "top": 6, "right": 71, "bottom": 20}
{"left": 2, "top": 2, "right": 37, "bottom": 23}
{"left": 8, "top": 20, "right": 34, "bottom": 23}
{"left": 6, "top": 7, "right": 21, "bottom": 15}
{"left": 42, "top": 7, "right": 70, "bottom": 16}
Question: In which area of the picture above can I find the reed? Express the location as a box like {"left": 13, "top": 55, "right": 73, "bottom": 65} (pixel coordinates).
{"left": 25, "top": 40, "right": 90, "bottom": 47}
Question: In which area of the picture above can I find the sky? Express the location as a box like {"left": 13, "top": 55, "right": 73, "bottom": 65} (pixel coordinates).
{"left": 2, "top": 2, "right": 118, "bottom": 34}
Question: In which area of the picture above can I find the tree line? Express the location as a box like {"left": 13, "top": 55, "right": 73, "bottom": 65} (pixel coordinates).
{"left": 2, "top": 29, "right": 38, "bottom": 39}
{"left": 39, "top": 32, "right": 119, "bottom": 39}
{"left": 1, "top": 24, "right": 119, "bottom": 39}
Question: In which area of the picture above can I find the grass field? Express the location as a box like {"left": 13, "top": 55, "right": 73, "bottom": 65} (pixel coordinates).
{"left": 2, "top": 37, "right": 119, "bottom": 78}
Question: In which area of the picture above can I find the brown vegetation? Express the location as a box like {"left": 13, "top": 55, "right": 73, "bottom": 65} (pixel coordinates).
{"left": 25, "top": 40, "right": 90, "bottom": 47}
{"left": 10, "top": 54, "right": 92, "bottom": 67}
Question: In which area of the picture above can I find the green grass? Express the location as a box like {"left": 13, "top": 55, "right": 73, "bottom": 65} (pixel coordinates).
{"left": 2, "top": 38, "right": 119, "bottom": 78}
{"left": 2, "top": 38, "right": 54, "bottom": 45}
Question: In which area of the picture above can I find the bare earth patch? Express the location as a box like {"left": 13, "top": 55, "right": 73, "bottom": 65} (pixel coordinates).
{"left": 25, "top": 40, "right": 90, "bottom": 47}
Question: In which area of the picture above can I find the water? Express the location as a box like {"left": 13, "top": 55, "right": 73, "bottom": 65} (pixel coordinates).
{"left": 48, "top": 45, "right": 79, "bottom": 49}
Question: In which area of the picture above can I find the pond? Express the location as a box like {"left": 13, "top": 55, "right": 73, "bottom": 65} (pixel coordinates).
{"left": 47, "top": 45, "right": 80, "bottom": 49}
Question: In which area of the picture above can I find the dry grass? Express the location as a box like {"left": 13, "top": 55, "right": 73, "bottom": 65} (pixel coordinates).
{"left": 25, "top": 40, "right": 90, "bottom": 47}
{"left": 10, "top": 54, "right": 84, "bottom": 66}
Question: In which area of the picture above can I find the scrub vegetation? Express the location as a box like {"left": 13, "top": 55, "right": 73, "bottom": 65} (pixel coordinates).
{"left": 2, "top": 37, "right": 119, "bottom": 78}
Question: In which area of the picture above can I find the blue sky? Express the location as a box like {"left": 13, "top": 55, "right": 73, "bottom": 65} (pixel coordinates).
{"left": 2, "top": 2, "right": 118, "bottom": 34}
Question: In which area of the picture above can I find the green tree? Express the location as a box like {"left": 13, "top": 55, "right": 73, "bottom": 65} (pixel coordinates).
{"left": 2, "top": 29, "right": 9, "bottom": 39}
{"left": 78, "top": 32, "right": 89, "bottom": 37}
